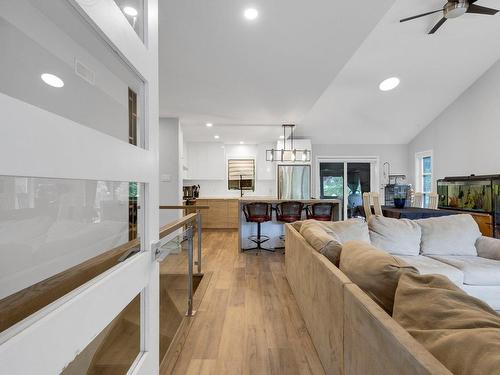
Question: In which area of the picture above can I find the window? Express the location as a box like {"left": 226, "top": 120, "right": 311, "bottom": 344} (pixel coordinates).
{"left": 415, "top": 151, "right": 433, "bottom": 207}
{"left": 228, "top": 159, "right": 255, "bottom": 191}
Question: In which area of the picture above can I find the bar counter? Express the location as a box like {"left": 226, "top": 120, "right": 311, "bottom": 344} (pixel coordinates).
{"left": 238, "top": 197, "right": 342, "bottom": 251}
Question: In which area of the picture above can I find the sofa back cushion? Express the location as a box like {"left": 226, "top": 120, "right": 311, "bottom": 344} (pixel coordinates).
{"left": 393, "top": 273, "right": 500, "bottom": 375}
{"left": 300, "top": 220, "right": 343, "bottom": 266}
{"left": 416, "top": 214, "right": 481, "bottom": 256}
{"left": 368, "top": 216, "right": 421, "bottom": 256}
{"left": 319, "top": 218, "right": 370, "bottom": 243}
{"left": 339, "top": 241, "right": 418, "bottom": 314}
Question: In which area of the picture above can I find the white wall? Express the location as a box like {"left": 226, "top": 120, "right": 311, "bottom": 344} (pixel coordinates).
{"left": 312, "top": 143, "right": 409, "bottom": 195}
{"left": 159, "top": 118, "right": 181, "bottom": 226}
{"left": 408, "top": 58, "right": 500, "bottom": 186}
{"left": 184, "top": 143, "right": 277, "bottom": 197}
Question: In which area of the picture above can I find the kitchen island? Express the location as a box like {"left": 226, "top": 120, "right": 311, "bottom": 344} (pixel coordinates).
{"left": 238, "top": 197, "right": 342, "bottom": 251}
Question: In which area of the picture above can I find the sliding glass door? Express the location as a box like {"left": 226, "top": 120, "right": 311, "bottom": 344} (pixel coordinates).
{"left": 318, "top": 158, "right": 378, "bottom": 219}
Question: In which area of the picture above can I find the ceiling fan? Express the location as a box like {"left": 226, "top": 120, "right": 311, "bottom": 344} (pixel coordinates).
{"left": 400, "top": 0, "right": 499, "bottom": 34}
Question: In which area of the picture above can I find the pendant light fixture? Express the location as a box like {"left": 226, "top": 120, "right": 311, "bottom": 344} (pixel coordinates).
{"left": 266, "top": 124, "right": 311, "bottom": 162}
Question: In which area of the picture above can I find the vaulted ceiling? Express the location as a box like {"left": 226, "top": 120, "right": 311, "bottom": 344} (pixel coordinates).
{"left": 159, "top": 0, "right": 500, "bottom": 144}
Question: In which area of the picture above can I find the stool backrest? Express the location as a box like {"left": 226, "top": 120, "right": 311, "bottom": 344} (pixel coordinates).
{"left": 277, "top": 201, "right": 303, "bottom": 217}
{"left": 244, "top": 202, "right": 272, "bottom": 220}
{"left": 309, "top": 202, "right": 334, "bottom": 219}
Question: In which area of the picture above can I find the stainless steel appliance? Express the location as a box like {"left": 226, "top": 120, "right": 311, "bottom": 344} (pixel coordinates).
{"left": 277, "top": 164, "right": 311, "bottom": 200}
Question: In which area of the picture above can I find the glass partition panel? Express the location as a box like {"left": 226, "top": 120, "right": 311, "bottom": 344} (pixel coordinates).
{"left": 0, "top": 176, "right": 141, "bottom": 333}
{"left": 62, "top": 294, "right": 141, "bottom": 375}
{"left": 0, "top": 0, "right": 144, "bottom": 146}
{"left": 346, "top": 163, "right": 371, "bottom": 219}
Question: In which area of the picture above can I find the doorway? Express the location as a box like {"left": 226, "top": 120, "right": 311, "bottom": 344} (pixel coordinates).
{"left": 316, "top": 157, "right": 379, "bottom": 219}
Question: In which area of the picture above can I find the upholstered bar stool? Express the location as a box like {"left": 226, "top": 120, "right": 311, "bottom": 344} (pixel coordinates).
{"left": 306, "top": 202, "right": 334, "bottom": 221}
{"left": 275, "top": 201, "right": 304, "bottom": 249}
{"left": 242, "top": 202, "right": 274, "bottom": 253}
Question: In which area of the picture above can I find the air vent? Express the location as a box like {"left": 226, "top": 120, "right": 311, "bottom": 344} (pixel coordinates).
{"left": 75, "top": 59, "right": 95, "bottom": 85}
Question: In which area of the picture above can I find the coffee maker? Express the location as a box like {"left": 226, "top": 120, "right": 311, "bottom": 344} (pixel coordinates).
{"left": 183, "top": 185, "right": 200, "bottom": 200}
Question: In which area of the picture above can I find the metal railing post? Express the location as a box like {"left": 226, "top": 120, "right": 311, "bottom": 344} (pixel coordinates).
{"left": 196, "top": 209, "right": 202, "bottom": 275}
{"left": 186, "top": 225, "right": 195, "bottom": 317}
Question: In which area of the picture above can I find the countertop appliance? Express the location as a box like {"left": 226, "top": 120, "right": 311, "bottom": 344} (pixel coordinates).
{"left": 183, "top": 185, "right": 200, "bottom": 200}
{"left": 277, "top": 164, "right": 311, "bottom": 200}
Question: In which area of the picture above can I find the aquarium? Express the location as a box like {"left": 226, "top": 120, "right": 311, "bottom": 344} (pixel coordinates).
{"left": 437, "top": 178, "right": 492, "bottom": 212}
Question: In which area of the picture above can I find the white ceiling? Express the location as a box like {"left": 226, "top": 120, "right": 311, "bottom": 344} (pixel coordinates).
{"left": 300, "top": 0, "right": 500, "bottom": 144}
{"left": 158, "top": 0, "right": 396, "bottom": 140}
{"left": 159, "top": 0, "right": 500, "bottom": 144}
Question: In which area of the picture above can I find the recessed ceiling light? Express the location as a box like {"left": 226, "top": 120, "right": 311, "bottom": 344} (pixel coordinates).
{"left": 41, "top": 73, "right": 64, "bottom": 88}
{"left": 206, "top": 123, "right": 213, "bottom": 127}
{"left": 279, "top": 135, "right": 285, "bottom": 139}
{"left": 379, "top": 77, "right": 400, "bottom": 92}
{"left": 244, "top": 8, "right": 259, "bottom": 20}
{"left": 123, "top": 6, "right": 138, "bottom": 17}
{"left": 239, "top": 141, "right": 244, "bottom": 144}
{"left": 214, "top": 135, "right": 220, "bottom": 139}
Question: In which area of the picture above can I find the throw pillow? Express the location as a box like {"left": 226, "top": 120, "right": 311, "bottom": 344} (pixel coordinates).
{"left": 393, "top": 273, "right": 500, "bottom": 375}
{"left": 416, "top": 214, "right": 481, "bottom": 256}
{"left": 339, "top": 241, "right": 418, "bottom": 314}
{"left": 300, "top": 220, "right": 343, "bottom": 266}
{"left": 319, "top": 218, "right": 371, "bottom": 244}
{"left": 368, "top": 215, "right": 421, "bottom": 256}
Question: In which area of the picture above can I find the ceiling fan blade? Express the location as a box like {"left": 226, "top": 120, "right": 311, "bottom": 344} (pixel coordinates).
{"left": 400, "top": 9, "right": 442, "bottom": 23}
{"left": 428, "top": 17, "right": 447, "bottom": 34}
{"left": 466, "top": 4, "right": 499, "bottom": 15}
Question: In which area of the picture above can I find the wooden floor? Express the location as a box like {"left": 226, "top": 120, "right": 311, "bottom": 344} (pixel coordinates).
{"left": 163, "top": 230, "right": 325, "bottom": 375}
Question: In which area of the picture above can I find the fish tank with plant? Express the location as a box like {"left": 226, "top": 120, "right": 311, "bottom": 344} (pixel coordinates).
{"left": 437, "top": 177, "right": 492, "bottom": 213}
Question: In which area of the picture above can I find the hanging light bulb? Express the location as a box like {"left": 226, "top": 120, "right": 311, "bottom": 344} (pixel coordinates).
{"left": 301, "top": 151, "right": 307, "bottom": 161}
{"left": 269, "top": 149, "right": 274, "bottom": 161}
{"left": 291, "top": 149, "right": 296, "bottom": 162}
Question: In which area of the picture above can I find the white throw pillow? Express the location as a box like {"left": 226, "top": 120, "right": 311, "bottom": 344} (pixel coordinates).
{"left": 368, "top": 216, "right": 421, "bottom": 256}
{"left": 318, "top": 218, "right": 371, "bottom": 244}
{"left": 416, "top": 214, "right": 481, "bottom": 256}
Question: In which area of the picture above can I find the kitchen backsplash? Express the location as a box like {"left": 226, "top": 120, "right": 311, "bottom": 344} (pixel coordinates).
{"left": 183, "top": 179, "right": 276, "bottom": 197}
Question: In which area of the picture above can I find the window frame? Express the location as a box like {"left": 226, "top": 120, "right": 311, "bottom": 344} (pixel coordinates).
{"left": 227, "top": 158, "right": 256, "bottom": 192}
{"left": 415, "top": 150, "right": 434, "bottom": 208}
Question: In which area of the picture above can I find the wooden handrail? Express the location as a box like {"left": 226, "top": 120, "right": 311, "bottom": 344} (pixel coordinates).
{"left": 159, "top": 205, "right": 209, "bottom": 210}
{"left": 159, "top": 213, "right": 197, "bottom": 239}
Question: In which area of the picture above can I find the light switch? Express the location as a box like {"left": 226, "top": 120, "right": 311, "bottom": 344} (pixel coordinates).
{"left": 160, "top": 174, "right": 171, "bottom": 182}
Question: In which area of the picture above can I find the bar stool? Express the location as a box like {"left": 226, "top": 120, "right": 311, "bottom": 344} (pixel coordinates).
{"left": 275, "top": 201, "right": 304, "bottom": 249}
{"left": 242, "top": 202, "right": 274, "bottom": 253}
{"left": 306, "top": 202, "right": 334, "bottom": 221}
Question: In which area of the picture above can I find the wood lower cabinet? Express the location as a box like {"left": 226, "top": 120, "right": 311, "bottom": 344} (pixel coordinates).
{"left": 470, "top": 212, "right": 493, "bottom": 237}
{"left": 196, "top": 199, "right": 240, "bottom": 229}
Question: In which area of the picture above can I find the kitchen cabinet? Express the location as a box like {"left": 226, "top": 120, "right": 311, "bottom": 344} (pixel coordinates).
{"left": 186, "top": 142, "right": 226, "bottom": 180}
{"left": 196, "top": 199, "right": 240, "bottom": 229}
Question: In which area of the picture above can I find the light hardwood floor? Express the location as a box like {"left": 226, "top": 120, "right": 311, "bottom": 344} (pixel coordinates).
{"left": 162, "top": 230, "right": 325, "bottom": 375}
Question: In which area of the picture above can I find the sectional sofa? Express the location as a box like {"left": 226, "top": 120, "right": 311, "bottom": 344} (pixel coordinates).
{"left": 285, "top": 214, "right": 500, "bottom": 375}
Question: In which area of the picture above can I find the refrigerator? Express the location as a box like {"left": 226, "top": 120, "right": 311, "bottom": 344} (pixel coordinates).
{"left": 277, "top": 164, "right": 311, "bottom": 200}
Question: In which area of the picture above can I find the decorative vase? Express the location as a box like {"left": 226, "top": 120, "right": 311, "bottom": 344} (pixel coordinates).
{"left": 394, "top": 197, "right": 406, "bottom": 208}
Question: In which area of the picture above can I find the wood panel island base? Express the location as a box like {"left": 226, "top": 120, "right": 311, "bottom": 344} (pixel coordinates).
{"left": 238, "top": 197, "right": 342, "bottom": 251}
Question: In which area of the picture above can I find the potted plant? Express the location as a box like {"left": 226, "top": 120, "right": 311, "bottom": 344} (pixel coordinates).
{"left": 393, "top": 192, "right": 406, "bottom": 208}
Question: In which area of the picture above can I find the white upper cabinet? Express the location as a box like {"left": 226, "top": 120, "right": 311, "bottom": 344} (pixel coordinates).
{"left": 186, "top": 142, "right": 226, "bottom": 180}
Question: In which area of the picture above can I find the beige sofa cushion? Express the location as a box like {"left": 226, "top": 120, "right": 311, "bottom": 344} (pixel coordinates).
{"left": 319, "top": 218, "right": 370, "bottom": 243}
{"left": 340, "top": 241, "right": 418, "bottom": 314}
{"left": 396, "top": 255, "right": 464, "bottom": 286}
{"left": 416, "top": 214, "right": 481, "bottom": 256}
{"left": 368, "top": 216, "right": 421, "bottom": 256}
{"left": 300, "top": 220, "right": 342, "bottom": 266}
{"left": 429, "top": 255, "right": 500, "bottom": 286}
{"left": 393, "top": 273, "right": 500, "bottom": 375}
